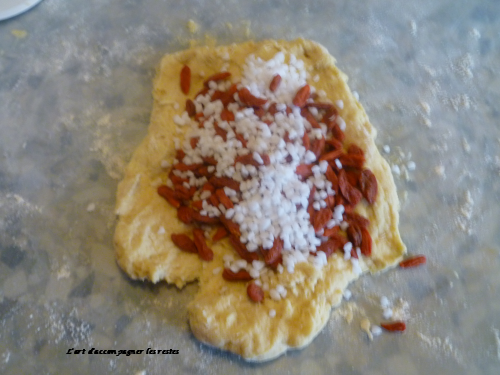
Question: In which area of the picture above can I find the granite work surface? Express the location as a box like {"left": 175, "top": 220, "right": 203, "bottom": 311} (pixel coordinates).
{"left": 0, "top": 0, "right": 499, "bottom": 374}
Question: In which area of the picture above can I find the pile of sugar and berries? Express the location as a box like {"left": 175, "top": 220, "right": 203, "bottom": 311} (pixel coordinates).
{"left": 114, "top": 39, "right": 410, "bottom": 361}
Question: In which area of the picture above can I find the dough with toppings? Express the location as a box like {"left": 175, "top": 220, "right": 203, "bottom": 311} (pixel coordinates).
{"left": 114, "top": 39, "right": 406, "bottom": 361}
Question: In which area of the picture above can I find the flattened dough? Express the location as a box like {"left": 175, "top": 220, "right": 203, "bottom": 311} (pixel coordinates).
{"left": 114, "top": 39, "right": 406, "bottom": 361}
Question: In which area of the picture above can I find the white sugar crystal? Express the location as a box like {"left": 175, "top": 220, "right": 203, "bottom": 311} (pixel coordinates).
{"left": 270, "top": 289, "right": 281, "bottom": 301}
{"left": 371, "top": 325, "right": 382, "bottom": 336}
{"left": 380, "top": 296, "right": 390, "bottom": 308}
{"left": 343, "top": 289, "right": 352, "bottom": 300}
{"left": 383, "top": 308, "right": 393, "bottom": 319}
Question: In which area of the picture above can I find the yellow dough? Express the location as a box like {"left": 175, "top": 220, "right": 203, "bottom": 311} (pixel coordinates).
{"left": 114, "top": 39, "right": 406, "bottom": 361}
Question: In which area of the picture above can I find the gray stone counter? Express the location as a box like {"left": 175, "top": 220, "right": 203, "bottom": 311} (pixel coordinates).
{"left": 0, "top": 0, "right": 499, "bottom": 373}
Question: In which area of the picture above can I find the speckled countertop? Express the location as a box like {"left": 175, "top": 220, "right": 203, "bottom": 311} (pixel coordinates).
{"left": 1, "top": 0, "right": 499, "bottom": 374}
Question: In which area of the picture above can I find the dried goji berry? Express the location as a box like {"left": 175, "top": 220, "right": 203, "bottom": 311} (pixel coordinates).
{"left": 325, "top": 137, "right": 343, "bottom": 151}
{"left": 316, "top": 234, "right": 347, "bottom": 257}
{"left": 310, "top": 136, "right": 326, "bottom": 159}
{"left": 247, "top": 282, "right": 264, "bottom": 302}
{"left": 229, "top": 235, "right": 259, "bottom": 262}
{"left": 301, "top": 107, "right": 321, "bottom": 129}
{"left": 399, "top": 255, "right": 426, "bottom": 268}
{"left": 208, "top": 193, "right": 219, "bottom": 207}
{"left": 293, "top": 84, "right": 310, "bottom": 107}
{"left": 302, "top": 132, "right": 311, "bottom": 151}
{"left": 359, "top": 169, "right": 378, "bottom": 205}
{"left": 175, "top": 149, "right": 186, "bottom": 161}
{"left": 171, "top": 233, "right": 198, "bottom": 253}
{"left": 194, "top": 165, "right": 212, "bottom": 178}
{"left": 219, "top": 217, "right": 240, "bottom": 237}
{"left": 381, "top": 321, "right": 406, "bottom": 332}
{"left": 220, "top": 108, "right": 235, "bottom": 122}
{"left": 347, "top": 144, "right": 364, "bottom": 157}
{"left": 238, "top": 87, "right": 267, "bottom": 107}
{"left": 331, "top": 123, "right": 345, "bottom": 143}
{"left": 195, "top": 87, "right": 210, "bottom": 98}
{"left": 325, "top": 165, "right": 339, "bottom": 193}
{"left": 204, "top": 71, "right": 231, "bottom": 87}
{"left": 173, "top": 184, "right": 195, "bottom": 201}
{"left": 169, "top": 171, "right": 188, "bottom": 185}
{"left": 215, "top": 189, "right": 234, "bottom": 209}
{"left": 212, "top": 227, "right": 229, "bottom": 242}
{"left": 313, "top": 208, "right": 333, "bottom": 233}
{"left": 345, "top": 169, "right": 360, "bottom": 187}
{"left": 214, "top": 122, "right": 228, "bottom": 141}
{"left": 191, "top": 200, "right": 204, "bottom": 210}
{"left": 173, "top": 162, "right": 203, "bottom": 171}
{"left": 192, "top": 211, "right": 220, "bottom": 225}
{"left": 267, "top": 102, "right": 278, "bottom": 115}
{"left": 254, "top": 106, "right": 265, "bottom": 118}
{"left": 338, "top": 169, "right": 363, "bottom": 205}
{"left": 338, "top": 153, "right": 365, "bottom": 170}
{"left": 209, "top": 176, "right": 240, "bottom": 191}
{"left": 319, "top": 149, "right": 343, "bottom": 162}
{"left": 322, "top": 225, "right": 340, "bottom": 238}
{"left": 200, "top": 182, "right": 215, "bottom": 193}
{"left": 306, "top": 102, "right": 335, "bottom": 110}
{"left": 360, "top": 226, "right": 372, "bottom": 256}
{"left": 185, "top": 99, "right": 196, "bottom": 116}
{"left": 202, "top": 156, "right": 217, "bottom": 165}
{"left": 222, "top": 268, "right": 252, "bottom": 281}
{"left": 346, "top": 223, "right": 362, "bottom": 247}
{"left": 235, "top": 133, "right": 247, "bottom": 148}
{"left": 193, "top": 228, "right": 214, "bottom": 261}
{"left": 177, "top": 206, "right": 195, "bottom": 224}
{"left": 190, "top": 137, "right": 199, "bottom": 149}
{"left": 269, "top": 74, "right": 282, "bottom": 92}
{"left": 180, "top": 65, "right": 191, "bottom": 95}
{"left": 262, "top": 238, "right": 283, "bottom": 265}
{"left": 157, "top": 185, "right": 181, "bottom": 208}
{"left": 211, "top": 90, "right": 225, "bottom": 102}
{"left": 343, "top": 212, "right": 370, "bottom": 229}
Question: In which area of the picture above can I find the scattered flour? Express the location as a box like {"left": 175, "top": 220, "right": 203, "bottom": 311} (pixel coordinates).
{"left": 492, "top": 327, "right": 500, "bottom": 360}
{"left": 449, "top": 94, "right": 473, "bottom": 111}
{"left": 0, "top": 193, "right": 42, "bottom": 215}
{"left": 56, "top": 264, "right": 71, "bottom": 280}
{"left": 469, "top": 28, "right": 481, "bottom": 39}
{"left": 187, "top": 20, "right": 200, "bottom": 34}
{"left": 462, "top": 137, "right": 471, "bottom": 153}
{"left": 387, "top": 147, "right": 416, "bottom": 182}
{"left": 44, "top": 305, "right": 93, "bottom": 346}
{"left": 435, "top": 165, "right": 445, "bottom": 177}
{"left": 391, "top": 298, "right": 410, "bottom": 321}
{"left": 330, "top": 301, "right": 361, "bottom": 325}
{"left": 409, "top": 20, "right": 417, "bottom": 36}
{"left": 2, "top": 350, "right": 10, "bottom": 364}
{"left": 453, "top": 54, "right": 474, "bottom": 79}
{"left": 456, "top": 190, "right": 474, "bottom": 234}
{"left": 91, "top": 114, "right": 127, "bottom": 180}
{"left": 419, "top": 101, "right": 431, "bottom": 115}
{"left": 416, "top": 332, "right": 462, "bottom": 363}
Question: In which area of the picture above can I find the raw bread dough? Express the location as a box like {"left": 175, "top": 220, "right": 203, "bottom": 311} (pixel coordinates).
{"left": 114, "top": 39, "right": 406, "bottom": 361}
